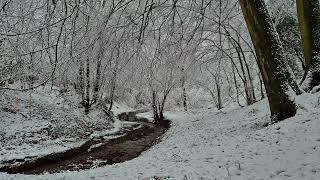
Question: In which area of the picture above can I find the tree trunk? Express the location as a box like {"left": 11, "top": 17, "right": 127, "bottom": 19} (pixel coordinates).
{"left": 236, "top": 47, "right": 254, "bottom": 105}
{"left": 92, "top": 35, "right": 104, "bottom": 104}
{"left": 240, "top": 0, "right": 297, "bottom": 122}
{"left": 107, "top": 75, "right": 116, "bottom": 115}
{"left": 85, "top": 58, "right": 90, "bottom": 114}
{"left": 258, "top": 71, "right": 265, "bottom": 100}
{"left": 79, "top": 59, "right": 85, "bottom": 105}
{"left": 151, "top": 90, "right": 168, "bottom": 125}
{"left": 238, "top": 34, "right": 257, "bottom": 103}
{"left": 152, "top": 90, "right": 160, "bottom": 124}
{"left": 228, "top": 32, "right": 256, "bottom": 105}
{"left": 232, "top": 64, "right": 243, "bottom": 107}
{"left": 214, "top": 76, "right": 223, "bottom": 110}
{"left": 182, "top": 87, "right": 187, "bottom": 111}
{"left": 296, "top": 0, "right": 320, "bottom": 91}
{"left": 181, "top": 71, "right": 188, "bottom": 112}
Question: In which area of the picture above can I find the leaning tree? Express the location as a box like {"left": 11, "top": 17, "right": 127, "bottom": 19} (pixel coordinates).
{"left": 239, "top": 0, "right": 302, "bottom": 122}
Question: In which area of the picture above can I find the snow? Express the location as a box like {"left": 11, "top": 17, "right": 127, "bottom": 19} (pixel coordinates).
{"left": 136, "top": 111, "right": 154, "bottom": 122}
{"left": 111, "top": 102, "right": 134, "bottom": 116}
{"left": 1, "top": 92, "right": 320, "bottom": 179}
{"left": 0, "top": 86, "right": 116, "bottom": 162}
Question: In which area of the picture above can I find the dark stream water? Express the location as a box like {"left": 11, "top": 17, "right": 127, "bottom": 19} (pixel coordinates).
{"left": 0, "top": 110, "right": 170, "bottom": 174}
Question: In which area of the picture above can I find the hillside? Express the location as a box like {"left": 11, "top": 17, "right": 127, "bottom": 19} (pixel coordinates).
{"left": 1, "top": 92, "right": 319, "bottom": 179}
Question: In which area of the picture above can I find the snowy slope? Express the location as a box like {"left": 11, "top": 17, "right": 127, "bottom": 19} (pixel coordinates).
{"left": 1, "top": 92, "right": 320, "bottom": 180}
{"left": 0, "top": 86, "right": 115, "bottom": 161}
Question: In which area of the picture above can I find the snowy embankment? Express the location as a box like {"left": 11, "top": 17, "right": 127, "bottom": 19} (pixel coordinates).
{"left": 0, "top": 86, "right": 132, "bottom": 162}
{"left": 1, "top": 92, "right": 320, "bottom": 180}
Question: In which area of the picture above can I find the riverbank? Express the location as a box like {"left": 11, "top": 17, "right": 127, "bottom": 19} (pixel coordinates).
{"left": 1, "top": 91, "right": 320, "bottom": 180}
{"left": 0, "top": 87, "right": 123, "bottom": 163}
{"left": 0, "top": 110, "right": 170, "bottom": 174}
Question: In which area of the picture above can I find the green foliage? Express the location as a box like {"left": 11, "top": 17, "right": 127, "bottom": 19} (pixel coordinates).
{"left": 276, "top": 15, "right": 304, "bottom": 77}
{"left": 267, "top": 0, "right": 304, "bottom": 78}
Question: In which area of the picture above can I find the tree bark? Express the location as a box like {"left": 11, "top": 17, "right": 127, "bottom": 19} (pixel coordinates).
{"left": 79, "top": 59, "right": 85, "bottom": 105}
{"left": 214, "top": 76, "right": 223, "bottom": 110}
{"left": 92, "top": 40, "right": 103, "bottom": 105}
{"left": 85, "top": 58, "right": 90, "bottom": 114}
{"left": 239, "top": 0, "right": 297, "bottom": 122}
{"left": 258, "top": 71, "right": 265, "bottom": 100}
{"left": 151, "top": 90, "right": 168, "bottom": 125}
{"left": 228, "top": 31, "right": 256, "bottom": 105}
{"left": 107, "top": 72, "right": 117, "bottom": 115}
{"left": 181, "top": 70, "right": 187, "bottom": 112}
{"left": 152, "top": 90, "right": 160, "bottom": 124}
{"left": 232, "top": 64, "right": 243, "bottom": 107}
{"left": 182, "top": 87, "right": 187, "bottom": 111}
{"left": 296, "top": 0, "right": 320, "bottom": 91}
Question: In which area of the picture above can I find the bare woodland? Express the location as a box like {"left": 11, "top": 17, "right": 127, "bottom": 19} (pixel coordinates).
{"left": 1, "top": 0, "right": 320, "bottom": 123}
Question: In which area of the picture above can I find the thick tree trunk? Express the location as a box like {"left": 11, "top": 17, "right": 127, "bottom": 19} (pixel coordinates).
{"left": 297, "top": 0, "right": 320, "bottom": 91}
{"left": 240, "top": 0, "right": 297, "bottom": 122}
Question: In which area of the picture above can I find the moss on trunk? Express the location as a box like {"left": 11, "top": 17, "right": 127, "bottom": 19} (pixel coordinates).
{"left": 240, "top": 0, "right": 297, "bottom": 122}
{"left": 297, "top": 0, "right": 320, "bottom": 91}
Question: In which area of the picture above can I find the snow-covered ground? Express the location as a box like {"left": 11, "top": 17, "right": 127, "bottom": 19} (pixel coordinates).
{"left": 1, "top": 92, "right": 320, "bottom": 180}
{"left": 0, "top": 86, "right": 118, "bottom": 161}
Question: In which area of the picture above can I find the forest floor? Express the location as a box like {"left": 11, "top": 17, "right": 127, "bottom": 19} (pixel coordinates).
{"left": 0, "top": 86, "right": 133, "bottom": 162}
{"left": 1, "top": 90, "right": 320, "bottom": 179}
{"left": 0, "top": 110, "right": 169, "bottom": 174}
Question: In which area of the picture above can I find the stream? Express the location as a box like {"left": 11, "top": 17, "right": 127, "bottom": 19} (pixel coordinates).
{"left": 0, "top": 110, "right": 170, "bottom": 174}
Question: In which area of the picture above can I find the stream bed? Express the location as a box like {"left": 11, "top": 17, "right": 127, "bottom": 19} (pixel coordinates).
{"left": 0, "top": 110, "right": 170, "bottom": 174}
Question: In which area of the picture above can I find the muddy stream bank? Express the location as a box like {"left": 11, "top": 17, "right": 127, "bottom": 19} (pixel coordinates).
{"left": 0, "top": 110, "right": 170, "bottom": 174}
